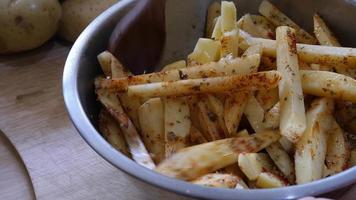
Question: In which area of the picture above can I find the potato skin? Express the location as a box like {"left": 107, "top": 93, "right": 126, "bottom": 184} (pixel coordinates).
{"left": 0, "top": 0, "right": 61, "bottom": 54}
{"left": 59, "top": 0, "right": 118, "bottom": 42}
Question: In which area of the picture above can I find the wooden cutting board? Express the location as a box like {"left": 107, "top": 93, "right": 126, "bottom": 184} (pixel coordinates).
{"left": 0, "top": 40, "right": 354, "bottom": 200}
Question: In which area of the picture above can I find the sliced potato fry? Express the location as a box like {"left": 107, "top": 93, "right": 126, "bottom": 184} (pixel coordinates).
{"left": 238, "top": 153, "right": 274, "bottom": 180}
{"left": 223, "top": 163, "right": 246, "bottom": 179}
{"left": 300, "top": 70, "right": 356, "bottom": 103}
{"left": 221, "top": 1, "right": 237, "bottom": 32}
{"left": 256, "top": 88, "right": 279, "bottom": 111}
{"left": 162, "top": 60, "right": 186, "bottom": 71}
{"left": 279, "top": 136, "right": 294, "bottom": 154}
{"left": 97, "top": 51, "right": 113, "bottom": 77}
{"left": 225, "top": 92, "right": 249, "bottom": 135}
{"left": 255, "top": 172, "right": 288, "bottom": 188}
{"left": 206, "top": 1, "right": 221, "bottom": 38}
{"left": 265, "top": 142, "right": 295, "bottom": 183}
{"left": 241, "top": 35, "right": 356, "bottom": 68}
{"left": 98, "top": 54, "right": 260, "bottom": 92}
{"left": 244, "top": 95, "right": 266, "bottom": 132}
{"left": 138, "top": 98, "right": 165, "bottom": 163}
{"left": 258, "top": 0, "right": 317, "bottom": 44}
{"left": 276, "top": 26, "right": 306, "bottom": 143}
{"left": 187, "top": 51, "right": 212, "bottom": 66}
{"left": 189, "top": 125, "right": 208, "bottom": 145}
{"left": 96, "top": 88, "right": 155, "bottom": 169}
{"left": 127, "top": 71, "right": 281, "bottom": 98}
{"left": 192, "top": 173, "right": 243, "bottom": 189}
{"left": 194, "top": 38, "right": 221, "bottom": 61}
{"left": 206, "top": 95, "right": 229, "bottom": 137}
{"left": 99, "top": 109, "right": 130, "bottom": 157}
{"left": 313, "top": 14, "right": 341, "bottom": 47}
{"left": 163, "top": 97, "right": 191, "bottom": 157}
{"left": 196, "top": 99, "right": 224, "bottom": 141}
{"left": 212, "top": 16, "right": 223, "bottom": 40}
{"left": 237, "top": 14, "right": 275, "bottom": 39}
{"left": 325, "top": 117, "right": 349, "bottom": 175}
{"left": 237, "top": 14, "right": 261, "bottom": 38}
{"left": 221, "top": 29, "right": 239, "bottom": 58}
{"left": 295, "top": 98, "right": 334, "bottom": 184}
{"left": 156, "top": 131, "right": 280, "bottom": 180}
{"left": 263, "top": 102, "right": 280, "bottom": 130}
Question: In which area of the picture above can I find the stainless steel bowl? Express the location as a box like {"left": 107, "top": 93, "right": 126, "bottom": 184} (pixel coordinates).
{"left": 63, "top": 0, "right": 356, "bottom": 199}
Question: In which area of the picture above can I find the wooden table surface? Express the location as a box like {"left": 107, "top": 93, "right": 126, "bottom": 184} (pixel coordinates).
{"left": 0, "top": 40, "right": 354, "bottom": 200}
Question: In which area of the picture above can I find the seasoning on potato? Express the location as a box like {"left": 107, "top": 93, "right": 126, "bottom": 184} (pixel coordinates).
{"left": 94, "top": 0, "right": 356, "bottom": 190}
{"left": 59, "top": 0, "right": 118, "bottom": 42}
{"left": 0, "top": 0, "right": 61, "bottom": 54}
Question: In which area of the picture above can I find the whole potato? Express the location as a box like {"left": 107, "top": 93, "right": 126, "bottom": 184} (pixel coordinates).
{"left": 0, "top": 0, "right": 62, "bottom": 54}
{"left": 59, "top": 0, "right": 118, "bottom": 42}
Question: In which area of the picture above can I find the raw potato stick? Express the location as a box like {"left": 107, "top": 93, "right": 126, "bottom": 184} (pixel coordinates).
{"left": 99, "top": 109, "right": 130, "bottom": 157}
{"left": 138, "top": 98, "right": 165, "bottom": 164}
{"left": 325, "top": 117, "right": 350, "bottom": 175}
{"left": 295, "top": 98, "right": 334, "bottom": 184}
{"left": 224, "top": 92, "right": 249, "bottom": 135}
{"left": 255, "top": 172, "right": 288, "bottom": 188}
{"left": 192, "top": 173, "right": 245, "bottom": 189}
{"left": 127, "top": 71, "right": 282, "bottom": 98}
{"left": 258, "top": 0, "right": 317, "bottom": 44}
{"left": 164, "top": 97, "right": 191, "bottom": 157}
{"left": 313, "top": 14, "right": 341, "bottom": 47}
{"left": 276, "top": 26, "right": 306, "bottom": 143}
{"left": 238, "top": 153, "right": 274, "bottom": 181}
{"left": 155, "top": 131, "right": 280, "bottom": 180}
{"left": 221, "top": 1, "right": 237, "bottom": 32}
{"left": 96, "top": 88, "right": 155, "bottom": 169}
{"left": 241, "top": 34, "right": 356, "bottom": 68}
{"left": 98, "top": 55, "right": 260, "bottom": 92}
{"left": 300, "top": 70, "right": 356, "bottom": 103}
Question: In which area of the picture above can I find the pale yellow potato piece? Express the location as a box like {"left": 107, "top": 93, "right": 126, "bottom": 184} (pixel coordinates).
{"left": 163, "top": 97, "right": 191, "bottom": 157}
{"left": 256, "top": 172, "right": 287, "bottom": 188}
{"left": 96, "top": 87, "right": 155, "bottom": 169}
{"left": 263, "top": 102, "right": 280, "bottom": 130}
{"left": 241, "top": 35, "right": 356, "bottom": 68}
{"left": 238, "top": 153, "right": 274, "bottom": 180}
{"left": 212, "top": 17, "right": 223, "bottom": 40}
{"left": 194, "top": 38, "right": 221, "bottom": 62}
{"left": 258, "top": 0, "right": 317, "bottom": 44}
{"left": 295, "top": 98, "right": 334, "bottom": 184}
{"left": 187, "top": 51, "right": 212, "bottom": 66}
{"left": 156, "top": 131, "right": 280, "bottom": 180}
{"left": 244, "top": 95, "right": 266, "bottom": 132}
{"left": 162, "top": 60, "right": 187, "bottom": 71}
{"left": 325, "top": 117, "right": 349, "bottom": 175}
{"left": 127, "top": 71, "right": 281, "bottom": 98}
{"left": 206, "top": 1, "right": 221, "bottom": 38}
{"left": 196, "top": 99, "right": 224, "bottom": 141}
{"left": 98, "top": 54, "right": 260, "bottom": 92}
{"left": 97, "top": 51, "right": 113, "bottom": 77}
{"left": 225, "top": 92, "right": 249, "bottom": 135}
{"left": 138, "top": 98, "right": 165, "bottom": 164}
{"left": 99, "top": 109, "right": 130, "bottom": 157}
{"left": 237, "top": 14, "right": 275, "bottom": 39}
{"left": 279, "top": 136, "right": 294, "bottom": 154}
{"left": 189, "top": 125, "right": 207, "bottom": 145}
{"left": 300, "top": 70, "right": 356, "bottom": 103}
{"left": 0, "top": 0, "right": 61, "bottom": 54}
{"left": 221, "top": 29, "right": 239, "bottom": 58}
{"left": 220, "top": 1, "right": 237, "bottom": 32}
{"left": 206, "top": 95, "right": 229, "bottom": 137}
{"left": 192, "top": 173, "right": 244, "bottom": 189}
{"left": 266, "top": 142, "right": 295, "bottom": 183}
{"left": 313, "top": 14, "right": 341, "bottom": 47}
{"left": 256, "top": 88, "right": 279, "bottom": 111}
{"left": 276, "top": 26, "right": 306, "bottom": 143}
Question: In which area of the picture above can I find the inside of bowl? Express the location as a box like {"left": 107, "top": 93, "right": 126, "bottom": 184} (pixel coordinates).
{"left": 159, "top": 0, "right": 356, "bottom": 67}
